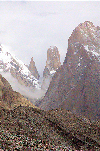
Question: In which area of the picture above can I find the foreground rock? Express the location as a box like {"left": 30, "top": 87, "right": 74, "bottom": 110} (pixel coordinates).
{"left": 0, "top": 74, "right": 36, "bottom": 109}
{"left": 0, "top": 106, "right": 100, "bottom": 150}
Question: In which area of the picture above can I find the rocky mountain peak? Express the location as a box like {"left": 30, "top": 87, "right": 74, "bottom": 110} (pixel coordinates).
{"left": 46, "top": 46, "right": 61, "bottom": 71}
{"left": 68, "top": 21, "right": 100, "bottom": 48}
{"left": 65, "top": 21, "right": 100, "bottom": 67}
{"left": 31, "top": 57, "right": 34, "bottom": 62}
{"left": 0, "top": 45, "right": 40, "bottom": 89}
{"left": 39, "top": 21, "right": 100, "bottom": 121}
{"left": 78, "top": 21, "right": 95, "bottom": 31}
{"left": 42, "top": 46, "right": 61, "bottom": 90}
{"left": 43, "top": 46, "right": 61, "bottom": 78}
{"left": 28, "top": 57, "right": 40, "bottom": 80}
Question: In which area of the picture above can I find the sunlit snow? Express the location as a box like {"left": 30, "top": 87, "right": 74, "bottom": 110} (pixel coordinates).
{"left": 0, "top": 44, "right": 40, "bottom": 88}
{"left": 50, "top": 70, "right": 56, "bottom": 75}
{"left": 84, "top": 45, "right": 100, "bottom": 58}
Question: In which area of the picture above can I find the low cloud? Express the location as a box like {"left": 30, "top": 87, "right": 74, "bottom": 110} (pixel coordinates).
{"left": 1, "top": 72, "right": 46, "bottom": 104}
{"left": 0, "top": 1, "right": 100, "bottom": 77}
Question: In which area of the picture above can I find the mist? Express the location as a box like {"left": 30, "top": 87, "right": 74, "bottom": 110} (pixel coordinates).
{"left": 0, "top": 1, "right": 100, "bottom": 76}
{"left": 1, "top": 72, "right": 46, "bottom": 104}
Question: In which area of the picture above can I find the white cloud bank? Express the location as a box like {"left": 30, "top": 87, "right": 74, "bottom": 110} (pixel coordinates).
{"left": 1, "top": 72, "right": 46, "bottom": 104}
{"left": 0, "top": 1, "right": 100, "bottom": 76}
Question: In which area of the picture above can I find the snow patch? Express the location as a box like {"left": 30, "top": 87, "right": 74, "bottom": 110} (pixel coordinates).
{"left": 50, "top": 46, "right": 55, "bottom": 50}
{"left": 74, "top": 52, "right": 77, "bottom": 55}
{"left": 84, "top": 45, "right": 100, "bottom": 58}
{"left": 0, "top": 51, "right": 11, "bottom": 64}
{"left": 84, "top": 33, "right": 88, "bottom": 37}
{"left": 50, "top": 70, "right": 56, "bottom": 75}
{"left": 0, "top": 69, "right": 3, "bottom": 72}
{"left": 78, "top": 63, "right": 81, "bottom": 66}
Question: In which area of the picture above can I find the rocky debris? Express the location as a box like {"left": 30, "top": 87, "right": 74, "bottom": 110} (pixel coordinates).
{"left": 0, "top": 74, "right": 37, "bottom": 110}
{"left": 41, "top": 46, "right": 61, "bottom": 90}
{"left": 28, "top": 57, "right": 40, "bottom": 80}
{"left": 0, "top": 106, "right": 100, "bottom": 150}
{"left": 39, "top": 21, "right": 100, "bottom": 121}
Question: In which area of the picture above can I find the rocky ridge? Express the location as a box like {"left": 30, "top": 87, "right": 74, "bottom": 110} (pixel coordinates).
{"left": 0, "top": 74, "right": 36, "bottom": 110}
{"left": 39, "top": 21, "right": 100, "bottom": 121}
{"left": 28, "top": 57, "right": 40, "bottom": 80}
{"left": 0, "top": 45, "right": 40, "bottom": 89}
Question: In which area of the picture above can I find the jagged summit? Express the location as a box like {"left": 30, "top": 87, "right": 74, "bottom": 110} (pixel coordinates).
{"left": 0, "top": 44, "right": 40, "bottom": 89}
{"left": 41, "top": 46, "right": 61, "bottom": 90}
{"left": 43, "top": 46, "right": 61, "bottom": 79}
{"left": 65, "top": 21, "right": 100, "bottom": 68}
{"left": 46, "top": 46, "right": 61, "bottom": 72}
{"left": 39, "top": 21, "right": 100, "bottom": 121}
{"left": 69, "top": 21, "right": 98, "bottom": 44}
{"left": 43, "top": 45, "right": 61, "bottom": 77}
{"left": 28, "top": 57, "right": 40, "bottom": 80}
{"left": 68, "top": 21, "right": 100, "bottom": 55}
{"left": 78, "top": 21, "right": 95, "bottom": 29}
{"left": 50, "top": 45, "right": 56, "bottom": 49}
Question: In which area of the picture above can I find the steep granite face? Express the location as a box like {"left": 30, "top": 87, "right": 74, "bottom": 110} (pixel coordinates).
{"left": 40, "top": 21, "right": 100, "bottom": 120}
{"left": 43, "top": 46, "right": 61, "bottom": 78}
{"left": 28, "top": 57, "right": 40, "bottom": 80}
{"left": 0, "top": 74, "right": 37, "bottom": 109}
{"left": 46, "top": 46, "right": 61, "bottom": 71}
{"left": 42, "top": 46, "right": 61, "bottom": 90}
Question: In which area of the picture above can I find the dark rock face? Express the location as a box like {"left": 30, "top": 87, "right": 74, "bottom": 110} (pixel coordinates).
{"left": 40, "top": 21, "right": 100, "bottom": 121}
{"left": 28, "top": 57, "right": 40, "bottom": 80}
{"left": 41, "top": 46, "right": 61, "bottom": 90}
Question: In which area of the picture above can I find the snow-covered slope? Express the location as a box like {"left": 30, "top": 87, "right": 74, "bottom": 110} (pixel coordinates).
{"left": 0, "top": 44, "right": 40, "bottom": 89}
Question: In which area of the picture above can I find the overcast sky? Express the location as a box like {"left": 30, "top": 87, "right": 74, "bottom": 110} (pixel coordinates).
{"left": 0, "top": 1, "right": 100, "bottom": 76}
